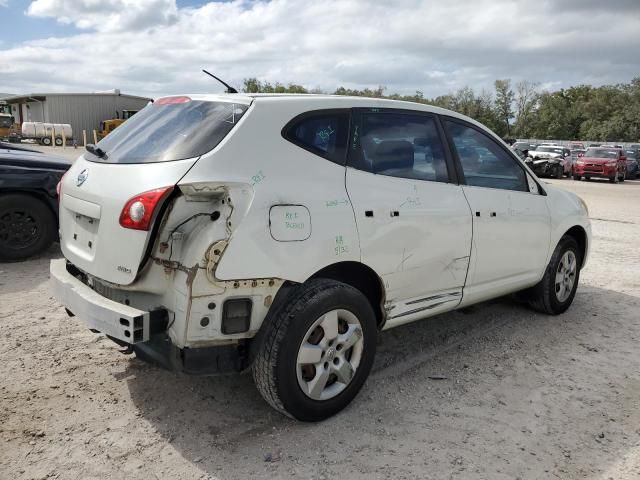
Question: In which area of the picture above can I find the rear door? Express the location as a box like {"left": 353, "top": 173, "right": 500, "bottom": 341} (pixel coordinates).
{"left": 345, "top": 108, "right": 472, "bottom": 321}
{"left": 59, "top": 97, "right": 251, "bottom": 285}
{"left": 441, "top": 117, "right": 551, "bottom": 305}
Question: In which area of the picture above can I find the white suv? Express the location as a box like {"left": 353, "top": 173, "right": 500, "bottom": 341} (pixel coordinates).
{"left": 51, "top": 94, "right": 591, "bottom": 421}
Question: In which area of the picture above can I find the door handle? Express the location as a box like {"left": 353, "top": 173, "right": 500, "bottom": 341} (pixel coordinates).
{"left": 490, "top": 212, "right": 497, "bottom": 217}
{"left": 365, "top": 210, "right": 374, "bottom": 217}
{"left": 390, "top": 210, "right": 399, "bottom": 217}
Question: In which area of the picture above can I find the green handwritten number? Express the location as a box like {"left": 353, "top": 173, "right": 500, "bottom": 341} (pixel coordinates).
{"left": 251, "top": 170, "right": 266, "bottom": 186}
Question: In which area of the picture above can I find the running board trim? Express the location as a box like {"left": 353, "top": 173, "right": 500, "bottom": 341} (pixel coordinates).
{"left": 390, "top": 298, "right": 456, "bottom": 319}
{"left": 405, "top": 291, "right": 461, "bottom": 306}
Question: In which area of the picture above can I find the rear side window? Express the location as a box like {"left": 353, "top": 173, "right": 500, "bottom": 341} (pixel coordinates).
{"left": 88, "top": 98, "right": 248, "bottom": 163}
{"left": 283, "top": 110, "right": 350, "bottom": 165}
{"left": 350, "top": 111, "right": 449, "bottom": 183}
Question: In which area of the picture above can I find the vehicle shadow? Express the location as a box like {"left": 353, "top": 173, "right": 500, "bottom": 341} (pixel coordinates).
{"left": 123, "top": 285, "right": 640, "bottom": 478}
{"left": 0, "top": 243, "right": 62, "bottom": 295}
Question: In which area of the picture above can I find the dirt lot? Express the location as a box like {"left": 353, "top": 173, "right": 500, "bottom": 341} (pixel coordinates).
{"left": 15, "top": 144, "right": 82, "bottom": 162}
{"left": 1, "top": 177, "right": 640, "bottom": 480}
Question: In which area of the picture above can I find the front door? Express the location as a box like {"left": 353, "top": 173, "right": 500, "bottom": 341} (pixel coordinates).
{"left": 441, "top": 118, "right": 551, "bottom": 306}
{"left": 346, "top": 109, "right": 472, "bottom": 325}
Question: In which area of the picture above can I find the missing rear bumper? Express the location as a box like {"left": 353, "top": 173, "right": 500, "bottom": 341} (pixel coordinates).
{"left": 133, "top": 334, "right": 249, "bottom": 375}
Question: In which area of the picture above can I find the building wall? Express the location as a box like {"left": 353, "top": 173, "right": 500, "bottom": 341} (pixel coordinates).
{"left": 17, "top": 100, "right": 47, "bottom": 123}
{"left": 44, "top": 94, "right": 151, "bottom": 143}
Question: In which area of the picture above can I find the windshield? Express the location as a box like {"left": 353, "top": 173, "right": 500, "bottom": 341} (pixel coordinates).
{"left": 536, "top": 146, "right": 563, "bottom": 154}
{"left": 626, "top": 150, "right": 637, "bottom": 160}
{"left": 585, "top": 148, "right": 618, "bottom": 159}
{"left": 88, "top": 99, "right": 249, "bottom": 163}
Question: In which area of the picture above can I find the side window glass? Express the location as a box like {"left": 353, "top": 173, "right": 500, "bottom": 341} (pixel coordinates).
{"left": 351, "top": 112, "right": 449, "bottom": 183}
{"left": 283, "top": 111, "right": 349, "bottom": 165}
{"left": 444, "top": 119, "right": 527, "bottom": 192}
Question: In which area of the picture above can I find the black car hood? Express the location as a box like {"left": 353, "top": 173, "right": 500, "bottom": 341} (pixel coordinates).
{"left": 0, "top": 148, "right": 72, "bottom": 171}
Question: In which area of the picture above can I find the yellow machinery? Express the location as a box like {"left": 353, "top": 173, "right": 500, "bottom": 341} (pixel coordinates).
{"left": 0, "top": 101, "right": 14, "bottom": 140}
{"left": 97, "top": 110, "right": 138, "bottom": 140}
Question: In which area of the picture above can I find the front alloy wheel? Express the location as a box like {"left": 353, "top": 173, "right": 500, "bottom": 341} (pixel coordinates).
{"left": 527, "top": 235, "right": 581, "bottom": 315}
{"left": 554, "top": 250, "right": 577, "bottom": 303}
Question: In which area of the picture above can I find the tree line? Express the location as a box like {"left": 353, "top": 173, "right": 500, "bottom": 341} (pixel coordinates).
{"left": 242, "top": 77, "right": 640, "bottom": 142}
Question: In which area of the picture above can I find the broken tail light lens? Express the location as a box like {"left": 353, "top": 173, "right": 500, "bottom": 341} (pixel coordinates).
{"left": 119, "top": 186, "right": 174, "bottom": 231}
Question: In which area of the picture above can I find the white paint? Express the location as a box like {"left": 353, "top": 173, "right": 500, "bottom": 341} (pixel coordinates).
{"left": 51, "top": 94, "right": 591, "bottom": 350}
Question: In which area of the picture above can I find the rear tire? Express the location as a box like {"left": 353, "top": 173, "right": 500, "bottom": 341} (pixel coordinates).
{"left": 54, "top": 137, "right": 63, "bottom": 146}
{"left": 42, "top": 137, "right": 52, "bottom": 146}
{"left": 253, "top": 279, "right": 377, "bottom": 421}
{"left": 527, "top": 235, "right": 581, "bottom": 315}
{"left": 0, "top": 194, "right": 57, "bottom": 261}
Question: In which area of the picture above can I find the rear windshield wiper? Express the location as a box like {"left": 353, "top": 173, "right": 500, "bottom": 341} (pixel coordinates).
{"left": 85, "top": 144, "right": 107, "bottom": 159}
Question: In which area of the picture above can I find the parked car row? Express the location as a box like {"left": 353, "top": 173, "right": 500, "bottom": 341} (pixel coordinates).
{"left": 511, "top": 142, "right": 639, "bottom": 183}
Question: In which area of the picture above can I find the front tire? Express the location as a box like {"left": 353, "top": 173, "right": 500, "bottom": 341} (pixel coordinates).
{"left": 527, "top": 235, "right": 581, "bottom": 315}
{"left": 555, "top": 164, "right": 563, "bottom": 179}
{"left": 253, "top": 279, "right": 377, "bottom": 421}
{"left": 0, "top": 194, "right": 57, "bottom": 261}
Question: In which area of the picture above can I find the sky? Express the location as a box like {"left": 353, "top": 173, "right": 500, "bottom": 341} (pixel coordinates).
{"left": 0, "top": 0, "right": 639, "bottom": 99}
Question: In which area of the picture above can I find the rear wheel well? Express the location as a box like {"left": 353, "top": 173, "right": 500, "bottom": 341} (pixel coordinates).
{"left": 310, "top": 261, "right": 385, "bottom": 328}
{"left": 564, "top": 225, "right": 587, "bottom": 268}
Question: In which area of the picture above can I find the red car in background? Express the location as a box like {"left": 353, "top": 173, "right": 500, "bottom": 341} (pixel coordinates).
{"left": 574, "top": 147, "right": 627, "bottom": 183}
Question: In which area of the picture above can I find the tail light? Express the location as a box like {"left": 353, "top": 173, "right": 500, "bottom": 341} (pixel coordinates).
{"left": 119, "top": 186, "right": 174, "bottom": 231}
{"left": 56, "top": 171, "right": 69, "bottom": 203}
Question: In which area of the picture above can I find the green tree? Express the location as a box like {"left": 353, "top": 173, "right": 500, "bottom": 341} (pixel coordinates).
{"left": 513, "top": 80, "right": 539, "bottom": 138}
{"left": 494, "top": 79, "right": 514, "bottom": 138}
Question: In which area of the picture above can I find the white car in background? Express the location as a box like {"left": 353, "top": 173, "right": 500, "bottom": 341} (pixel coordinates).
{"left": 527, "top": 145, "right": 573, "bottom": 178}
{"left": 50, "top": 94, "right": 591, "bottom": 421}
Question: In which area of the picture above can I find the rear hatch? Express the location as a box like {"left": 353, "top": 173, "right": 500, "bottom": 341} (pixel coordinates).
{"left": 59, "top": 95, "right": 250, "bottom": 285}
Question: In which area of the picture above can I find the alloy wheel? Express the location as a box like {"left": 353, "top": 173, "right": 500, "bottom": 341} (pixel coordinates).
{"left": 296, "top": 309, "right": 364, "bottom": 401}
{"left": 0, "top": 209, "right": 40, "bottom": 249}
{"left": 555, "top": 250, "right": 577, "bottom": 303}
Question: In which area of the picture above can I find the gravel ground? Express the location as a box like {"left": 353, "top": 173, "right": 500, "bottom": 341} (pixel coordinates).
{"left": 1, "top": 177, "right": 639, "bottom": 480}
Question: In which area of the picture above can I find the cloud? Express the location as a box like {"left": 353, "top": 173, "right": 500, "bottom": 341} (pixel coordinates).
{"left": 0, "top": 0, "right": 8, "bottom": 7}
{"left": 26, "top": 0, "right": 178, "bottom": 32}
{"left": 1, "top": 0, "right": 639, "bottom": 98}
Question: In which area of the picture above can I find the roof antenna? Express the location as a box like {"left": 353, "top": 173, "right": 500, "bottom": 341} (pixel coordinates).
{"left": 202, "top": 69, "right": 238, "bottom": 94}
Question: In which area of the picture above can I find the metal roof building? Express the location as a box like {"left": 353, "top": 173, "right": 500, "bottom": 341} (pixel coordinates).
{"left": 3, "top": 90, "right": 152, "bottom": 142}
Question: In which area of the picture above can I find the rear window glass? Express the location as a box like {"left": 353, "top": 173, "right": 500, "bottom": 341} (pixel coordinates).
{"left": 87, "top": 99, "right": 248, "bottom": 163}
{"left": 283, "top": 110, "right": 350, "bottom": 165}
